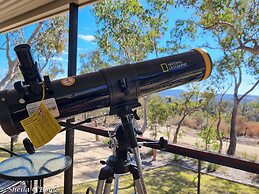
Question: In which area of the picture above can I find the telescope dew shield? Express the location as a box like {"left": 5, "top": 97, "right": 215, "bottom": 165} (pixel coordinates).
{"left": 0, "top": 46, "right": 212, "bottom": 136}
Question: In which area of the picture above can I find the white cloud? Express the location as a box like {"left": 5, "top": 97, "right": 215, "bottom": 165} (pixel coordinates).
{"left": 78, "top": 34, "right": 95, "bottom": 42}
{"left": 62, "top": 51, "right": 68, "bottom": 55}
{"left": 52, "top": 57, "right": 64, "bottom": 61}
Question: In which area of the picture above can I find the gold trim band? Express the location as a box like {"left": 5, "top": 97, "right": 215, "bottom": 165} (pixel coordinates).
{"left": 193, "top": 48, "right": 212, "bottom": 80}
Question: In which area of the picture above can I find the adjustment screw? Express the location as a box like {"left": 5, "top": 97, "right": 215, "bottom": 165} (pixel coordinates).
{"left": 19, "top": 98, "right": 25, "bottom": 104}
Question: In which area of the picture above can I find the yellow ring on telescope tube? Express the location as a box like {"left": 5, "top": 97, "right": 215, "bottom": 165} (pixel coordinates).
{"left": 193, "top": 48, "right": 212, "bottom": 80}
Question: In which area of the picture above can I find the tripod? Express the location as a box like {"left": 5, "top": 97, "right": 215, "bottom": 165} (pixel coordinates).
{"left": 86, "top": 107, "right": 168, "bottom": 194}
{"left": 92, "top": 108, "right": 146, "bottom": 194}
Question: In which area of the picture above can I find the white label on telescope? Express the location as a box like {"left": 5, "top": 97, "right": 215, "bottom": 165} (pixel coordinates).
{"left": 160, "top": 61, "right": 188, "bottom": 72}
{"left": 26, "top": 98, "right": 60, "bottom": 117}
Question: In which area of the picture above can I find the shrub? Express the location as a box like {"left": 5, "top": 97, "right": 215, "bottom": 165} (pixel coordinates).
{"left": 219, "top": 119, "right": 229, "bottom": 137}
{"left": 167, "top": 115, "right": 182, "bottom": 125}
{"left": 206, "top": 163, "right": 219, "bottom": 172}
{"left": 172, "top": 154, "right": 181, "bottom": 161}
{"left": 246, "top": 121, "right": 259, "bottom": 137}
{"left": 236, "top": 116, "right": 247, "bottom": 136}
{"left": 183, "top": 117, "right": 198, "bottom": 129}
{"left": 102, "top": 138, "right": 110, "bottom": 146}
{"left": 193, "top": 112, "right": 206, "bottom": 129}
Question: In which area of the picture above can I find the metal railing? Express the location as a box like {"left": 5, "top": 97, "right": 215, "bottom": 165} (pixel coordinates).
{"left": 60, "top": 121, "right": 259, "bottom": 193}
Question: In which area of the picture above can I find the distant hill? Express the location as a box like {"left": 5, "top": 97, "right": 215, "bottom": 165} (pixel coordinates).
{"left": 159, "top": 89, "right": 259, "bottom": 103}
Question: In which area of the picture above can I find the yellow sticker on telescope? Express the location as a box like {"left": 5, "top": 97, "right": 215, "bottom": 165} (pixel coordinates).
{"left": 20, "top": 102, "right": 61, "bottom": 148}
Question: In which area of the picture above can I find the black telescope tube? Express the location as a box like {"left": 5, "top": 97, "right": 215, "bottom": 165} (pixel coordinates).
{"left": 0, "top": 48, "right": 212, "bottom": 136}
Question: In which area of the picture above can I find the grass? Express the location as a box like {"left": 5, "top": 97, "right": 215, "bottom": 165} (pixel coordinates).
{"left": 1, "top": 144, "right": 258, "bottom": 193}
{"left": 59, "top": 165, "right": 259, "bottom": 194}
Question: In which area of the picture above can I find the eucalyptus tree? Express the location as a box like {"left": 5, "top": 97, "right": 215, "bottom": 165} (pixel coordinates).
{"left": 172, "top": 0, "right": 259, "bottom": 155}
{"left": 218, "top": 50, "right": 258, "bottom": 155}
{"left": 90, "top": 0, "right": 174, "bottom": 133}
{"left": 0, "top": 16, "right": 67, "bottom": 90}
{"left": 172, "top": 85, "right": 214, "bottom": 143}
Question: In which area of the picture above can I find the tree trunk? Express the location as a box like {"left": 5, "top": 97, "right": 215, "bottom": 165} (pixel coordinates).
{"left": 227, "top": 98, "right": 239, "bottom": 155}
{"left": 216, "top": 116, "right": 223, "bottom": 154}
{"left": 140, "top": 96, "right": 148, "bottom": 134}
{"left": 173, "top": 114, "right": 186, "bottom": 143}
{"left": 152, "top": 125, "right": 158, "bottom": 161}
{"left": 92, "top": 120, "right": 99, "bottom": 141}
{"left": 151, "top": 149, "right": 157, "bottom": 161}
{"left": 216, "top": 93, "right": 225, "bottom": 154}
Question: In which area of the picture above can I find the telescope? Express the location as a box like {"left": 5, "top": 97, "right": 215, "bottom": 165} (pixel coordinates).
{"left": 0, "top": 44, "right": 212, "bottom": 137}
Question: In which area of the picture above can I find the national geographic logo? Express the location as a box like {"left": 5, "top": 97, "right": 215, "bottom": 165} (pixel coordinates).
{"left": 160, "top": 61, "right": 188, "bottom": 72}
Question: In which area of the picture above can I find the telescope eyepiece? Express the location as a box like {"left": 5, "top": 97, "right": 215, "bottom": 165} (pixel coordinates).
{"left": 14, "top": 44, "right": 42, "bottom": 91}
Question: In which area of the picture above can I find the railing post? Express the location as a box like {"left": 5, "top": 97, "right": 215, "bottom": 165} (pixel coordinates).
{"left": 64, "top": 2, "right": 78, "bottom": 194}
{"left": 197, "top": 159, "right": 201, "bottom": 194}
{"left": 10, "top": 136, "right": 14, "bottom": 157}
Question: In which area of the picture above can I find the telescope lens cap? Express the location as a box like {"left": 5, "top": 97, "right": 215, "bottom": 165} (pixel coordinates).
{"left": 23, "top": 138, "right": 35, "bottom": 155}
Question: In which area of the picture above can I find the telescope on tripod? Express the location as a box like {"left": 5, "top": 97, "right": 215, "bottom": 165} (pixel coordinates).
{"left": 0, "top": 44, "right": 212, "bottom": 194}
{"left": 0, "top": 44, "right": 212, "bottom": 137}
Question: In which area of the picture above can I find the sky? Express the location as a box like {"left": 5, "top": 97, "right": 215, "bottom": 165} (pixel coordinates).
{"left": 0, "top": 2, "right": 258, "bottom": 96}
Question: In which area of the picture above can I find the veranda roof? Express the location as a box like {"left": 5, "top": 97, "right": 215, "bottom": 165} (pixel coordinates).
{"left": 0, "top": 0, "right": 99, "bottom": 33}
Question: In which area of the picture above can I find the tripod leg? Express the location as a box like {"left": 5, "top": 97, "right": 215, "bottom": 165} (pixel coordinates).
{"left": 132, "top": 147, "right": 147, "bottom": 194}
{"left": 113, "top": 174, "right": 119, "bottom": 194}
{"left": 96, "top": 165, "right": 113, "bottom": 194}
{"left": 96, "top": 180, "right": 105, "bottom": 194}
{"left": 130, "top": 166, "right": 145, "bottom": 194}
{"left": 103, "top": 176, "right": 113, "bottom": 194}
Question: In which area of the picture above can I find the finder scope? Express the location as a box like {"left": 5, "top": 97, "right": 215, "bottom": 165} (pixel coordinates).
{"left": 0, "top": 44, "right": 212, "bottom": 136}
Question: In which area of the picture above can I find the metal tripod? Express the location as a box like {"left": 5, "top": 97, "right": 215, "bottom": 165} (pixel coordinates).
{"left": 87, "top": 108, "right": 146, "bottom": 194}
{"left": 86, "top": 107, "right": 168, "bottom": 194}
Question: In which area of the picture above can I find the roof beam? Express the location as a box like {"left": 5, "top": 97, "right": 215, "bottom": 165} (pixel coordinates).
{"left": 0, "top": 0, "right": 99, "bottom": 34}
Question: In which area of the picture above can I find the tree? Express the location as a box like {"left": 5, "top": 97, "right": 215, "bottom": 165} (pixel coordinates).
{"left": 80, "top": 50, "right": 109, "bottom": 74}
{"left": 0, "top": 16, "right": 67, "bottom": 90}
{"left": 147, "top": 94, "right": 169, "bottom": 160}
{"left": 172, "top": 85, "right": 214, "bottom": 143}
{"left": 79, "top": 50, "right": 110, "bottom": 141}
{"left": 177, "top": 0, "right": 258, "bottom": 54}
{"left": 148, "top": 94, "right": 170, "bottom": 139}
{"left": 242, "top": 99, "right": 259, "bottom": 122}
{"left": 198, "top": 116, "right": 218, "bottom": 151}
{"left": 173, "top": 0, "right": 259, "bottom": 155}
{"left": 207, "top": 70, "right": 232, "bottom": 153}
{"left": 0, "top": 17, "right": 67, "bottom": 149}
{"left": 91, "top": 0, "right": 174, "bottom": 133}
{"left": 218, "top": 50, "right": 258, "bottom": 155}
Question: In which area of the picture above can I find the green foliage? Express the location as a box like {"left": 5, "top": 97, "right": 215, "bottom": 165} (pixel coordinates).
{"left": 198, "top": 124, "right": 219, "bottom": 151}
{"left": 172, "top": 0, "right": 258, "bottom": 155}
{"left": 242, "top": 100, "right": 259, "bottom": 121}
{"left": 35, "top": 16, "right": 67, "bottom": 78}
{"left": 148, "top": 95, "right": 170, "bottom": 125}
{"left": 177, "top": 0, "right": 258, "bottom": 54}
{"left": 172, "top": 154, "right": 181, "bottom": 161}
{"left": 80, "top": 50, "right": 110, "bottom": 74}
{"left": 102, "top": 138, "right": 110, "bottom": 146}
{"left": 240, "top": 152, "right": 258, "bottom": 162}
{"left": 35, "top": 16, "right": 67, "bottom": 55}
{"left": 174, "top": 85, "right": 215, "bottom": 116}
{"left": 0, "top": 16, "right": 67, "bottom": 88}
{"left": 148, "top": 94, "right": 170, "bottom": 139}
{"left": 206, "top": 163, "right": 220, "bottom": 173}
{"left": 93, "top": 0, "right": 174, "bottom": 64}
